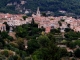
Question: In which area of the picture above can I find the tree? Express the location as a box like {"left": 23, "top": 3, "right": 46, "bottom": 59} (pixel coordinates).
{"left": 1, "top": 50, "right": 9, "bottom": 57}
{"left": 0, "top": 37, "right": 4, "bottom": 46}
{"left": 75, "top": 40, "right": 80, "bottom": 47}
{"left": 60, "top": 48, "right": 68, "bottom": 57}
{"left": 15, "top": 26, "right": 26, "bottom": 38}
{"left": 32, "top": 40, "right": 65, "bottom": 60}
{"left": 31, "top": 18, "right": 35, "bottom": 25}
{"left": 72, "top": 58, "right": 76, "bottom": 60}
{"left": 17, "top": 56, "right": 22, "bottom": 60}
{"left": 60, "top": 19, "right": 65, "bottom": 22}
{"left": 15, "top": 23, "right": 42, "bottom": 39}
{"left": 30, "top": 33, "right": 69, "bottom": 60}
{"left": 0, "top": 54, "right": 6, "bottom": 60}
{"left": 50, "top": 28, "right": 60, "bottom": 34}
{"left": 25, "top": 57, "right": 31, "bottom": 60}
{"left": 64, "top": 31, "right": 79, "bottom": 40}
{"left": 7, "top": 36, "right": 13, "bottom": 41}
{"left": 47, "top": 33, "right": 56, "bottom": 43}
{"left": 8, "top": 56, "right": 14, "bottom": 60}
{"left": 37, "top": 35, "right": 50, "bottom": 47}
{"left": 3, "top": 22, "right": 10, "bottom": 31}
{"left": 0, "top": 31, "right": 13, "bottom": 41}
{"left": 68, "top": 52, "right": 73, "bottom": 57}
{"left": 74, "top": 48, "right": 80, "bottom": 58}
{"left": 0, "top": 42, "right": 3, "bottom": 49}
{"left": 31, "top": 18, "right": 38, "bottom": 27}
{"left": 47, "top": 41, "right": 61, "bottom": 60}
{"left": 58, "top": 21, "right": 62, "bottom": 26}
{"left": 27, "top": 39, "right": 40, "bottom": 54}
{"left": 67, "top": 24, "right": 70, "bottom": 28}
{"left": 0, "top": 31, "right": 9, "bottom": 39}
{"left": 68, "top": 42, "right": 76, "bottom": 49}
{"left": 65, "top": 28, "right": 73, "bottom": 32}
{"left": 12, "top": 55, "right": 18, "bottom": 60}
{"left": 16, "top": 37, "right": 24, "bottom": 50}
{"left": 32, "top": 48, "right": 49, "bottom": 60}
{"left": 22, "top": 16, "right": 28, "bottom": 20}
{"left": 41, "top": 13, "right": 47, "bottom": 17}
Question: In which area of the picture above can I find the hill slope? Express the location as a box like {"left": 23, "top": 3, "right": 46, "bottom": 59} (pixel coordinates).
{"left": 0, "top": 0, "right": 80, "bottom": 15}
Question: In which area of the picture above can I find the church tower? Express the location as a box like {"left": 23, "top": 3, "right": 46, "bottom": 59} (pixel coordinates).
{"left": 36, "top": 7, "right": 41, "bottom": 17}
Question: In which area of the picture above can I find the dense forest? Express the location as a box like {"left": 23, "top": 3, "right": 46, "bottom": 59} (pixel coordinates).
{"left": 0, "top": 0, "right": 80, "bottom": 15}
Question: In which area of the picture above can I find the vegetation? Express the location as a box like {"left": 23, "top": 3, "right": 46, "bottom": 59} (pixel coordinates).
{"left": 0, "top": 19, "right": 80, "bottom": 60}
{"left": 22, "top": 16, "right": 28, "bottom": 20}
{"left": 74, "top": 48, "right": 80, "bottom": 58}
{"left": 0, "top": 0, "right": 80, "bottom": 16}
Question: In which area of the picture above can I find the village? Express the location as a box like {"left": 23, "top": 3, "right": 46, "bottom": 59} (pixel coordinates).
{"left": 0, "top": 7, "right": 80, "bottom": 33}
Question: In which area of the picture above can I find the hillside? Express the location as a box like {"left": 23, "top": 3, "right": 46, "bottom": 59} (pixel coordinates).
{"left": 0, "top": 0, "right": 80, "bottom": 15}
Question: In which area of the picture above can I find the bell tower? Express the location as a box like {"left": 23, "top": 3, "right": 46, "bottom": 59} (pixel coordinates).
{"left": 36, "top": 7, "right": 41, "bottom": 17}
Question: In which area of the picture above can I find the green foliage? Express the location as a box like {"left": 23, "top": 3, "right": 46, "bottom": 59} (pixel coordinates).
{"left": 1, "top": 50, "right": 9, "bottom": 57}
{"left": 0, "top": 25, "right": 71, "bottom": 60}
{"left": 3, "top": 22, "right": 10, "bottom": 32}
{"left": 27, "top": 39, "right": 40, "bottom": 54}
{"left": 31, "top": 18, "right": 35, "bottom": 25}
{"left": 0, "top": 31, "right": 13, "bottom": 42}
{"left": 0, "top": 31, "right": 9, "bottom": 39}
{"left": 21, "top": 0, "right": 80, "bottom": 15}
{"left": 65, "top": 28, "right": 74, "bottom": 32}
{"left": 75, "top": 40, "right": 80, "bottom": 46}
{"left": 50, "top": 28, "right": 60, "bottom": 34}
{"left": 41, "top": 13, "right": 47, "bottom": 17}
{"left": 7, "top": 36, "right": 13, "bottom": 41}
{"left": 32, "top": 48, "right": 49, "bottom": 60}
{"left": 25, "top": 57, "right": 31, "bottom": 60}
{"left": 0, "top": 54, "right": 6, "bottom": 60}
{"left": 64, "top": 31, "right": 80, "bottom": 40}
{"left": 60, "top": 48, "right": 68, "bottom": 57}
{"left": 15, "top": 26, "right": 26, "bottom": 38}
{"left": 58, "top": 21, "right": 62, "bottom": 26}
{"left": 32, "top": 34, "right": 68, "bottom": 60}
{"left": 72, "top": 58, "right": 76, "bottom": 60}
{"left": 68, "top": 42, "right": 76, "bottom": 49}
{"left": 61, "top": 19, "right": 65, "bottom": 22}
{"left": 10, "top": 42, "right": 19, "bottom": 48}
{"left": 0, "top": 37, "right": 4, "bottom": 46}
{"left": 67, "top": 40, "right": 80, "bottom": 49}
{"left": 12, "top": 55, "right": 18, "bottom": 60}
{"left": 38, "top": 35, "right": 50, "bottom": 47}
{"left": 47, "top": 33, "right": 56, "bottom": 43}
{"left": 0, "top": 42, "right": 3, "bottom": 48}
{"left": 15, "top": 23, "right": 42, "bottom": 39}
{"left": 16, "top": 37, "right": 24, "bottom": 49}
{"left": 0, "top": 0, "right": 80, "bottom": 15}
{"left": 17, "top": 56, "right": 22, "bottom": 60}
{"left": 67, "top": 24, "right": 70, "bottom": 28}
{"left": 74, "top": 48, "right": 80, "bottom": 58}
{"left": 8, "top": 56, "right": 14, "bottom": 60}
{"left": 22, "top": 16, "right": 28, "bottom": 20}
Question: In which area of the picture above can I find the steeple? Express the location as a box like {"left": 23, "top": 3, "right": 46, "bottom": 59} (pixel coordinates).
{"left": 36, "top": 7, "right": 41, "bottom": 16}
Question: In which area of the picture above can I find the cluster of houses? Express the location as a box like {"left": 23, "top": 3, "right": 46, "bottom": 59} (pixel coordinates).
{"left": 32, "top": 7, "right": 80, "bottom": 33}
{"left": 0, "top": 13, "right": 32, "bottom": 32}
{"left": 0, "top": 7, "right": 80, "bottom": 33}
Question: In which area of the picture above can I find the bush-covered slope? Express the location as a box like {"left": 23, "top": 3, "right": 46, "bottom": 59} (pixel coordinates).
{"left": 0, "top": 0, "right": 80, "bottom": 15}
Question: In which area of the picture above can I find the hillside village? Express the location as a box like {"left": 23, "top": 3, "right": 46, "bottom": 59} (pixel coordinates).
{"left": 0, "top": 7, "right": 80, "bottom": 33}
